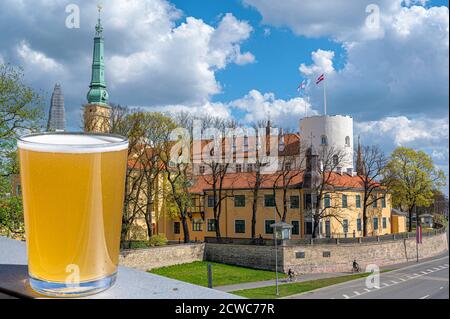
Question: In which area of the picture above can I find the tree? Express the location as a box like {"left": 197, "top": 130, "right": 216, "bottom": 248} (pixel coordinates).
{"left": 0, "top": 63, "right": 43, "bottom": 236}
{"left": 272, "top": 130, "right": 303, "bottom": 222}
{"left": 384, "top": 147, "right": 446, "bottom": 232}
{"left": 355, "top": 144, "right": 389, "bottom": 236}
{"left": 160, "top": 119, "right": 194, "bottom": 244}
{"left": 305, "top": 146, "right": 349, "bottom": 238}
{"left": 246, "top": 121, "right": 273, "bottom": 239}
{"left": 108, "top": 106, "right": 148, "bottom": 246}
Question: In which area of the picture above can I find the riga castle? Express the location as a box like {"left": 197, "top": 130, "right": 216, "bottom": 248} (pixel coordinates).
{"left": 81, "top": 9, "right": 406, "bottom": 242}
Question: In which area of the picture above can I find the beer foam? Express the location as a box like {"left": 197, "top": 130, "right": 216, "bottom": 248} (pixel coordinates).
{"left": 18, "top": 134, "right": 129, "bottom": 153}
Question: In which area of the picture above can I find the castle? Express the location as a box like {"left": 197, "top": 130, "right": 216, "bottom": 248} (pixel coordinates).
{"left": 80, "top": 9, "right": 405, "bottom": 242}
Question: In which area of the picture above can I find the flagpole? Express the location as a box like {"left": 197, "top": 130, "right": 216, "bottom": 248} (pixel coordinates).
{"left": 323, "top": 77, "right": 327, "bottom": 115}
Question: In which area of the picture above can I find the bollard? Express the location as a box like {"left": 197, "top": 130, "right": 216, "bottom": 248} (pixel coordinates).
{"left": 207, "top": 264, "right": 213, "bottom": 289}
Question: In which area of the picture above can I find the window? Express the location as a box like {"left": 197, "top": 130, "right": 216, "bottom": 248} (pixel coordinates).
{"left": 199, "top": 165, "right": 205, "bottom": 175}
{"left": 321, "top": 135, "right": 328, "bottom": 146}
{"left": 333, "top": 155, "right": 339, "bottom": 166}
{"left": 373, "top": 197, "right": 378, "bottom": 208}
{"left": 356, "top": 195, "right": 361, "bottom": 208}
{"left": 381, "top": 197, "right": 386, "bottom": 208}
{"left": 235, "top": 164, "right": 242, "bottom": 173}
{"left": 264, "top": 194, "right": 276, "bottom": 207}
{"left": 357, "top": 218, "right": 362, "bottom": 232}
{"left": 292, "top": 221, "right": 300, "bottom": 235}
{"left": 265, "top": 220, "right": 275, "bottom": 234}
{"left": 373, "top": 217, "right": 379, "bottom": 230}
{"left": 342, "top": 195, "right": 348, "bottom": 208}
{"left": 324, "top": 194, "right": 331, "bottom": 208}
{"left": 234, "top": 195, "right": 246, "bottom": 207}
{"left": 174, "top": 222, "right": 181, "bottom": 234}
{"left": 345, "top": 136, "right": 351, "bottom": 147}
{"left": 343, "top": 219, "right": 349, "bottom": 233}
{"left": 284, "top": 162, "right": 292, "bottom": 171}
{"left": 207, "top": 195, "right": 216, "bottom": 208}
{"left": 290, "top": 196, "right": 300, "bottom": 209}
{"left": 207, "top": 219, "right": 216, "bottom": 232}
{"left": 304, "top": 193, "right": 317, "bottom": 210}
{"left": 247, "top": 164, "right": 254, "bottom": 172}
{"left": 382, "top": 217, "right": 387, "bottom": 229}
{"left": 305, "top": 221, "right": 313, "bottom": 235}
{"left": 235, "top": 220, "right": 246, "bottom": 234}
{"left": 192, "top": 220, "right": 203, "bottom": 232}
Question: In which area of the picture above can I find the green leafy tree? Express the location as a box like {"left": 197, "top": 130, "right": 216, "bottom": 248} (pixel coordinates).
{"left": 384, "top": 147, "right": 446, "bottom": 231}
{"left": 0, "top": 63, "right": 44, "bottom": 236}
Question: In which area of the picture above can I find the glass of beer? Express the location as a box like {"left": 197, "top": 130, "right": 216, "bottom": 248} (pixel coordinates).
{"left": 17, "top": 132, "right": 128, "bottom": 297}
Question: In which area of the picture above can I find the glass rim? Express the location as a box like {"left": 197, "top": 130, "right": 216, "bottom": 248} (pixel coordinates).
{"left": 17, "top": 132, "right": 129, "bottom": 153}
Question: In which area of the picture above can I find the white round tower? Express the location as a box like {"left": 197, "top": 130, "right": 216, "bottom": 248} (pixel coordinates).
{"left": 300, "top": 115, "right": 354, "bottom": 174}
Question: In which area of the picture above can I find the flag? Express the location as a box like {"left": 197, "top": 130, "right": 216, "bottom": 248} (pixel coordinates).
{"left": 316, "top": 74, "right": 325, "bottom": 85}
{"left": 297, "top": 79, "right": 309, "bottom": 93}
{"left": 416, "top": 224, "right": 422, "bottom": 244}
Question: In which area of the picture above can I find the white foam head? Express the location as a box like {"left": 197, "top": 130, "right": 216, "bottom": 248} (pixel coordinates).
{"left": 17, "top": 133, "right": 129, "bottom": 153}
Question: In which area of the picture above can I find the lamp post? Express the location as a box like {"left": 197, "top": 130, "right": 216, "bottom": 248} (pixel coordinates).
{"left": 271, "top": 219, "right": 293, "bottom": 296}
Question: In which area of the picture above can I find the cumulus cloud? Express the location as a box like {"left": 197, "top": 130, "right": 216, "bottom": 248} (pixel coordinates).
{"left": 355, "top": 116, "right": 449, "bottom": 146}
{"left": 229, "top": 90, "right": 316, "bottom": 128}
{"left": 0, "top": 0, "right": 254, "bottom": 126}
{"left": 299, "top": 49, "right": 335, "bottom": 76}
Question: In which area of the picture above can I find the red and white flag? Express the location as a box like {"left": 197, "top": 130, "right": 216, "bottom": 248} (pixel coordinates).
{"left": 316, "top": 74, "right": 325, "bottom": 85}
{"left": 416, "top": 224, "right": 422, "bottom": 244}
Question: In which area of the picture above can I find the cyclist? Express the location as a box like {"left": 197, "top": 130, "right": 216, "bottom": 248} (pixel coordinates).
{"left": 352, "top": 259, "right": 360, "bottom": 273}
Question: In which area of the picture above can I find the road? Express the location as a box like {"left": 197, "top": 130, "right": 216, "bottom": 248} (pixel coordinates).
{"left": 287, "top": 254, "right": 449, "bottom": 299}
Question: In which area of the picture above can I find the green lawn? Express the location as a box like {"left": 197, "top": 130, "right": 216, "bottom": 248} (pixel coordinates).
{"left": 233, "top": 273, "right": 374, "bottom": 299}
{"left": 149, "top": 261, "right": 287, "bottom": 287}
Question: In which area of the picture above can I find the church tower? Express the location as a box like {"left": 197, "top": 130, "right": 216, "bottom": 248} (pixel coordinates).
{"left": 356, "top": 135, "right": 366, "bottom": 176}
{"left": 84, "top": 4, "right": 111, "bottom": 133}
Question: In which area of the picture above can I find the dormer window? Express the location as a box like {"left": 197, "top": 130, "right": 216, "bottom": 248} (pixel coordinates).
{"left": 345, "top": 136, "right": 351, "bottom": 147}
{"left": 321, "top": 135, "right": 328, "bottom": 146}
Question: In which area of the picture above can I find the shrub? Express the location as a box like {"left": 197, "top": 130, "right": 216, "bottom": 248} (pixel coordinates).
{"left": 148, "top": 234, "right": 168, "bottom": 247}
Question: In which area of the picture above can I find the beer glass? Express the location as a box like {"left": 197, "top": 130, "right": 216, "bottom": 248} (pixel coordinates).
{"left": 17, "top": 133, "right": 128, "bottom": 297}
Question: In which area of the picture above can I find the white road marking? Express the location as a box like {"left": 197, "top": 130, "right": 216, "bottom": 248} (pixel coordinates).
{"left": 420, "top": 295, "right": 429, "bottom": 299}
{"left": 426, "top": 269, "right": 433, "bottom": 272}
{"left": 433, "top": 267, "right": 441, "bottom": 271}
{"left": 353, "top": 291, "right": 361, "bottom": 296}
{"left": 390, "top": 280, "right": 398, "bottom": 284}
{"left": 414, "top": 273, "right": 420, "bottom": 276}
{"left": 382, "top": 283, "right": 389, "bottom": 287}
{"left": 420, "top": 271, "right": 428, "bottom": 274}
{"left": 440, "top": 287, "right": 444, "bottom": 290}
{"left": 364, "top": 288, "right": 371, "bottom": 292}
{"left": 399, "top": 278, "right": 406, "bottom": 282}
{"left": 343, "top": 294, "right": 349, "bottom": 299}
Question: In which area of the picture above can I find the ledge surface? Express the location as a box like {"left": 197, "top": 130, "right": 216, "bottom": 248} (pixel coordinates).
{"left": 0, "top": 237, "right": 241, "bottom": 299}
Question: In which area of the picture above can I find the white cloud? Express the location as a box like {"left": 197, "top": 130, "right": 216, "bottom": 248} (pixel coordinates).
{"left": 243, "top": 0, "right": 401, "bottom": 41}
{"left": 230, "top": 89, "right": 316, "bottom": 127}
{"left": 299, "top": 49, "right": 335, "bottom": 76}
{"left": 0, "top": 0, "right": 255, "bottom": 114}
{"left": 356, "top": 116, "right": 449, "bottom": 146}
{"left": 16, "top": 41, "right": 64, "bottom": 73}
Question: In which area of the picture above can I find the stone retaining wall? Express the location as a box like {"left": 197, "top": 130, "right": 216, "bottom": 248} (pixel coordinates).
{"left": 205, "top": 231, "right": 448, "bottom": 274}
{"left": 120, "top": 243, "right": 205, "bottom": 271}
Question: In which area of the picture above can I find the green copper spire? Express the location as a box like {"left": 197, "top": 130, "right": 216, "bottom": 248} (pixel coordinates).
{"left": 87, "top": 4, "right": 109, "bottom": 106}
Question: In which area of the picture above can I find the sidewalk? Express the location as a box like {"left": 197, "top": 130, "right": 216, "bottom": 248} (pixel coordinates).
{"left": 214, "top": 252, "right": 450, "bottom": 293}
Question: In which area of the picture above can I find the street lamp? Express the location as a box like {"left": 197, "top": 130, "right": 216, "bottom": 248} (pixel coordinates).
{"left": 271, "top": 221, "right": 293, "bottom": 296}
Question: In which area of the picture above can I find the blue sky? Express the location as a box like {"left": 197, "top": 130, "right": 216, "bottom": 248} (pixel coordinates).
{"left": 0, "top": 0, "right": 448, "bottom": 191}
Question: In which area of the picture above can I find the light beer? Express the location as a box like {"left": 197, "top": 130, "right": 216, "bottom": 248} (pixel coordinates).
{"left": 18, "top": 133, "right": 128, "bottom": 296}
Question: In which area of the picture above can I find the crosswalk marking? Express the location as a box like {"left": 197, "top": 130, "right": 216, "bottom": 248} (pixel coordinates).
{"left": 343, "top": 294, "right": 349, "bottom": 299}
{"left": 353, "top": 291, "right": 361, "bottom": 296}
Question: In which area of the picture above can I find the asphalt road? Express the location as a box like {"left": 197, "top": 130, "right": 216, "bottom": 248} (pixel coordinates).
{"left": 287, "top": 254, "right": 449, "bottom": 299}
